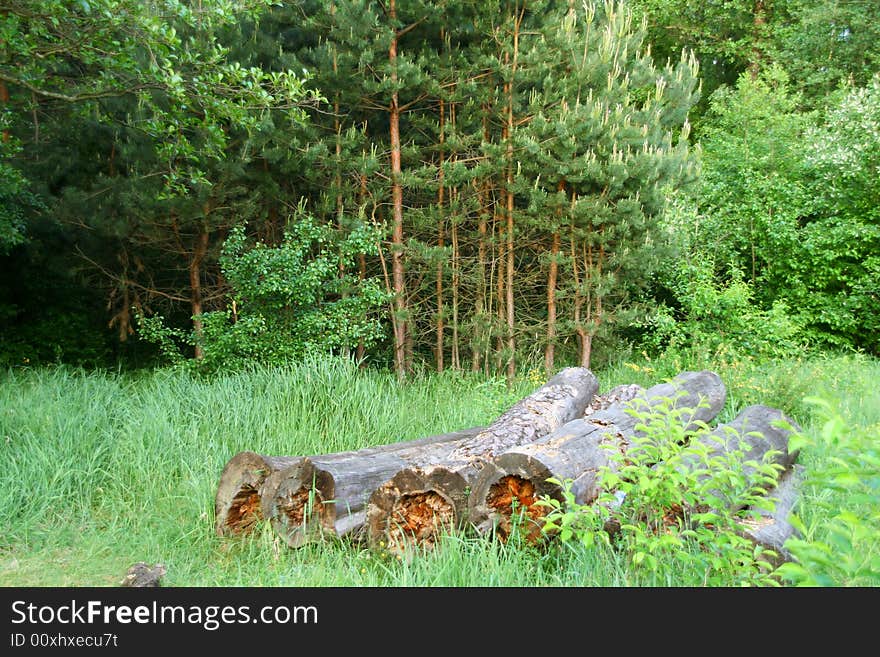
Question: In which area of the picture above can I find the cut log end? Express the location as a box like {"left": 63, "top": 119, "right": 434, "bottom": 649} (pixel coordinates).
{"left": 485, "top": 475, "right": 548, "bottom": 543}
{"left": 224, "top": 484, "right": 264, "bottom": 535}
{"left": 266, "top": 460, "right": 337, "bottom": 547}
{"left": 386, "top": 490, "right": 455, "bottom": 553}
{"left": 367, "top": 466, "right": 470, "bottom": 554}
{"left": 215, "top": 451, "right": 294, "bottom": 537}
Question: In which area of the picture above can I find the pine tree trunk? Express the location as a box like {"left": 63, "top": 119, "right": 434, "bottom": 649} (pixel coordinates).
{"left": 571, "top": 225, "right": 590, "bottom": 368}
{"left": 494, "top": 206, "right": 505, "bottom": 374}
{"left": 389, "top": 0, "right": 407, "bottom": 380}
{"left": 357, "top": 174, "right": 369, "bottom": 364}
{"left": 451, "top": 196, "right": 460, "bottom": 371}
{"left": 473, "top": 190, "right": 488, "bottom": 372}
{"left": 436, "top": 97, "right": 445, "bottom": 372}
{"left": 545, "top": 178, "right": 562, "bottom": 375}
{"left": 504, "top": 11, "right": 523, "bottom": 384}
{"left": 472, "top": 105, "right": 492, "bottom": 373}
{"left": 190, "top": 223, "right": 209, "bottom": 361}
{"left": 450, "top": 99, "right": 461, "bottom": 371}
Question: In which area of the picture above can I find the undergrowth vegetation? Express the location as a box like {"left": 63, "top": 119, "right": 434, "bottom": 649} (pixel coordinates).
{"left": 1, "top": 353, "right": 877, "bottom": 586}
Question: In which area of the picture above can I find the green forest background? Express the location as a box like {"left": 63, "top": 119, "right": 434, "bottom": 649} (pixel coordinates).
{"left": 3, "top": 0, "right": 878, "bottom": 377}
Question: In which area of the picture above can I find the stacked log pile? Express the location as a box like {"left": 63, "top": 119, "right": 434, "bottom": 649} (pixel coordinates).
{"left": 214, "top": 368, "right": 803, "bottom": 561}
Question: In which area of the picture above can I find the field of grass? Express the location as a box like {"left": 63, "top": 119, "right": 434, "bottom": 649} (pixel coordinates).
{"left": 1, "top": 353, "right": 878, "bottom": 587}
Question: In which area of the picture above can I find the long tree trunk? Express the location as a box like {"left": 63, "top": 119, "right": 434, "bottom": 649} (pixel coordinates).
{"left": 449, "top": 95, "right": 460, "bottom": 371}
{"left": 190, "top": 222, "right": 209, "bottom": 361}
{"left": 504, "top": 9, "right": 523, "bottom": 384}
{"left": 450, "top": 189, "right": 460, "bottom": 371}
{"left": 494, "top": 204, "right": 505, "bottom": 374}
{"left": 356, "top": 174, "right": 368, "bottom": 363}
{"left": 571, "top": 213, "right": 591, "bottom": 368}
{"left": 436, "top": 97, "right": 445, "bottom": 371}
{"left": 545, "top": 180, "right": 564, "bottom": 375}
{"left": 545, "top": 230, "right": 560, "bottom": 374}
{"left": 472, "top": 104, "right": 492, "bottom": 373}
{"left": 389, "top": 0, "right": 408, "bottom": 380}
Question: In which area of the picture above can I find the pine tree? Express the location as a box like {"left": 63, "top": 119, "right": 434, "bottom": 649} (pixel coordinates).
{"left": 521, "top": 1, "right": 699, "bottom": 368}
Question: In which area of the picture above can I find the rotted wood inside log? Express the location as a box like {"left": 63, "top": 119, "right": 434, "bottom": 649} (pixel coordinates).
{"left": 485, "top": 475, "right": 548, "bottom": 543}
{"left": 278, "top": 487, "right": 326, "bottom": 533}
{"left": 386, "top": 491, "right": 456, "bottom": 553}
{"left": 367, "top": 465, "right": 469, "bottom": 554}
{"left": 225, "top": 484, "right": 263, "bottom": 534}
{"left": 263, "top": 428, "right": 485, "bottom": 548}
{"left": 220, "top": 426, "right": 484, "bottom": 546}
{"left": 266, "top": 459, "right": 337, "bottom": 547}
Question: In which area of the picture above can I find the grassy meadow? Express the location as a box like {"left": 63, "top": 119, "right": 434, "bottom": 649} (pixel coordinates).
{"left": 1, "top": 353, "right": 878, "bottom": 587}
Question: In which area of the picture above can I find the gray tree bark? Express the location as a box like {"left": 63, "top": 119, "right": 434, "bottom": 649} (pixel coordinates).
{"left": 215, "top": 427, "right": 482, "bottom": 537}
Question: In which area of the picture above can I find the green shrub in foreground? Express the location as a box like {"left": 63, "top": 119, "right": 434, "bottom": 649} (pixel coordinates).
{"left": 537, "top": 396, "right": 788, "bottom": 586}
{"left": 776, "top": 398, "right": 880, "bottom": 586}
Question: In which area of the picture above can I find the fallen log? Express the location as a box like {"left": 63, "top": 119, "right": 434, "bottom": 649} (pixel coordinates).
{"left": 675, "top": 405, "right": 802, "bottom": 563}
{"left": 738, "top": 464, "right": 803, "bottom": 565}
{"left": 674, "top": 403, "right": 800, "bottom": 505}
{"left": 466, "top": 370, "right": 727, "bottom": 543}
{"left": 364, "top": 373, "right": 648, "bottom": 554}
{"left": 266, "top": 367, "right": 599, "bottom": 549}
{"left": 214, "top": 427, "right": 483, "bottom": 537}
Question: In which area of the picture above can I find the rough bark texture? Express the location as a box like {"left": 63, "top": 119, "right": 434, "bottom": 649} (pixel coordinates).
{"left": 262, "top": 427, "right": 483, "bottom": 547}
{"left": 365, "top": 367, "right": 600, "bottom": 552}
{"left": 673, "top": 404, "right": 802, "bottom": 562}
{"left": 467, "top": 370, "right": 727, "bottom": 541}
{"left": 676, "top": 404, "right": 800, "bottom": 500}
{"left": 608, "top": 404, "right": 803, "bottom": 561}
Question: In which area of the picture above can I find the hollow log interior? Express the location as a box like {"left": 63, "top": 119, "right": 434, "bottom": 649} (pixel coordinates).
{"left": 225, "top": 485, "right": 263, "bottom": 534}
{"left": 486, "top": 475, "right": 548, "bottom": 543}
{"left": 278, "top": 486, "right": 326, "bottom": 529}
{"left": 387, "top": 491, "right": 454, "bottom": 553}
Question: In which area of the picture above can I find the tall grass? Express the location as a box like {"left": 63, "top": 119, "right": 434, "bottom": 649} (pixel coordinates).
{"left": 0, "top": 353, "right": 877, "bottom": 586}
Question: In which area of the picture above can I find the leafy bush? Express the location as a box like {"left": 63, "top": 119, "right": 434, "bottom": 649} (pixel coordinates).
{"left": 137, "top": 206, "right": 390, "bottom": 373}
{"left": 639, "top": 255, "right": 806, "bottom": 364}
{"left": 776, "top": 398, "right": 880, "bottom": 586}
{"left": 537, "top": 396, "right": 788, "bottom": 586}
